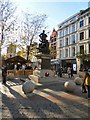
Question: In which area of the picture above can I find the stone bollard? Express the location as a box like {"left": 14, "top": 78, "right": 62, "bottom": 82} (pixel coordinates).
{"left": 64, "top": 81, "right": 76, "bottom": 92}
{"left": 22, "top": 80, "right": 35, "bottom": 94}
{"left": 74, "top": 77, "right": 83, "bottom": 85}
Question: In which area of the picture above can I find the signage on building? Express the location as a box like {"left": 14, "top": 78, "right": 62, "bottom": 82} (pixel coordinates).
{"left": 73, "top": 64, "right": 76, "bottom": 71}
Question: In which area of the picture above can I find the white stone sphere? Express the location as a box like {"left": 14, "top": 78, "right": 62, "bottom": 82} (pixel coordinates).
{"left": 74, "top": 77, "right": 83, "bottom": 85}
{"left": 64, "top": 81, "right": 76, "bottom": 92}
{"left": 22, "top": 80, "right": 35, "bottom": 94}
{"left": 7, "top": 73, "right": 15, "bottom": 80}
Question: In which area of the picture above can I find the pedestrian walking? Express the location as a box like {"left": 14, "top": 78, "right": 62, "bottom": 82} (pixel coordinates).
{"left": 71, "top": 67, "right": 73, "bottom": 78}
{"left": 57, "top": 67, "right": 62, "bottom": 77}
{"left": 67, "top": 67, "right": 71, "bottom": 78}
{"left": 83, "top": 69, "right": 90, "bottom": 99}
{"left": 2, "top": 65, "right": 7, "bottom": 84}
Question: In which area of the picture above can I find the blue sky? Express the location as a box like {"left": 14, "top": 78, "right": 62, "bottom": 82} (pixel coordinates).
{"left": 2, "top": 1, "right": 89, "bottom": 54}
{"left": 13, "top": 1, "right": 88, "bottom": 32}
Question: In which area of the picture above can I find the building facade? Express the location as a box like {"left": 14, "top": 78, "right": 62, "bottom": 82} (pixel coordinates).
{"left": 50, "top": 29, "right": 58, "bottom": 59}
{"left": 57, "top": 7, "right": 90, "bottom": 73}
{"left": 50, "top": 29, "right": 59, "bottom": 70}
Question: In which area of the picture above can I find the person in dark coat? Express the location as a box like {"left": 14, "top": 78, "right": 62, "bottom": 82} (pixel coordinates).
{"left": 25, "top": 65, "right": 33, "bottom": 70}
{"left": 71, "top": 68, "right": 73, "bottom": 78}
{"left": 2, "top": 65, "right": 7, "bottom": 84}
{"left": 57, "top": 67, "right": 62, "bottom": 77}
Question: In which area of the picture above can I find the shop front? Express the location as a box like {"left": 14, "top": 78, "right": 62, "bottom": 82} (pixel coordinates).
{"left": 51, "top": 59, "right": 60, "bottom": 72}
{"left": 61, "top": 59, "right": 77, "bottom": 74}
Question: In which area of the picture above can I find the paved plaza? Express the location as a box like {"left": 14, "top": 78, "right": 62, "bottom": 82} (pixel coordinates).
{"left": 0, "top": 74, "right": 89, "bottom": 119}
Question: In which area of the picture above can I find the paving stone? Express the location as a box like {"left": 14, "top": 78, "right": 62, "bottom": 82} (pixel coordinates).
{"left": 1, "top": 78, "right": 89, "bottom": 119}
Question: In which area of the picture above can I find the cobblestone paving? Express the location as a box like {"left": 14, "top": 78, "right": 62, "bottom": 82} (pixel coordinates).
{"left": 1, "top": 79, "right": 89, "bottom": 119}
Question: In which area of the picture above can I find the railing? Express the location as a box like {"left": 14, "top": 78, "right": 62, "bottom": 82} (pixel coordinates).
{"left": 7, "top": 70, "right": 33, "bottom": 78}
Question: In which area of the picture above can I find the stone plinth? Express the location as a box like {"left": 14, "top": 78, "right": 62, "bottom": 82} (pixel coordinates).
{"left": 30, "top": 53, "right": 58, "bottom": 83}
{"left": 29, "top": 69, "right": 57, "bottom": 83}
{"left": 35, "top": 53, "right": 51, "bottom": 69}
{"left": 33, "top": 69, "right": 54, "bottom": 77}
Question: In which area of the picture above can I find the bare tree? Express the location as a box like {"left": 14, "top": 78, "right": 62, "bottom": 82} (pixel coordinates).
{"left": 20, "top": 12, "right": 47, "bottom": 60}
{"left": 0, "top": 0, "right": 16, "bottom": 65}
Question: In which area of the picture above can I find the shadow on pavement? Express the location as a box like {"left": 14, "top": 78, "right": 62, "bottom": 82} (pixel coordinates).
{"left": 42, "top": 83, "right": 88, "bottom": 99}
{"left": 41, "top": 88, "right": 88, "bottom": 118}
{"left": 2, "top": 83, "right": 65, "bottom": 119}
{"left": 2, "top": 93, "right": 29, "bottom": 119}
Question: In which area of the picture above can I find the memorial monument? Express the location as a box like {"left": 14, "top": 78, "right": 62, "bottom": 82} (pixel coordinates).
{"left": 36, "top": 30, "right": 50, "bottom": 69}
{"left": 29, "top": 30, "right": 56, "bottom": 83}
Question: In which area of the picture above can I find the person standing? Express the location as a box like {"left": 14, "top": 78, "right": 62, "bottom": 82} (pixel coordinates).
{"left": 67, "top": 67, "right": 71, "bottom": 78}
{"left": 83, "top": 69, "right": 90, "bottom": 99}
{"left": 57, "top": 67, "right": 62, "bottom": 77}
{"left": 2, "top": 65, "right": 7, "bottom": 84}
{"left": 71, "top": 67, "right": 73, "bottom": 78}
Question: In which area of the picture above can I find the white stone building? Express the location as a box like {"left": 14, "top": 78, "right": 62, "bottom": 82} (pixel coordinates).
{"left": 57, "top": 7, "right": 90, "bottom": 74}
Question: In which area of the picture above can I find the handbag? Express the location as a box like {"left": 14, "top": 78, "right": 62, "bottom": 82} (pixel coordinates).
{"left": 82, "top": 83, "right": 87, "bottom": 93}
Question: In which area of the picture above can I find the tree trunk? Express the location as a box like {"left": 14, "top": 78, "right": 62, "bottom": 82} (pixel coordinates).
{"left": 27, "top": 36, "right": 34, "bottom": 61}
{"left": 27, "top": 46, "right": 30, "bottom": 61}
{"left": 0, "top": 24, "right": 4, "bottom": 68}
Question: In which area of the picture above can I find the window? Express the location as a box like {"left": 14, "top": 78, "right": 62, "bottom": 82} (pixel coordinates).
{"left": 89, "top": 44, "right": 90, "bottom": 53}
{"left": 60, "top": 40, "right": 63, "bottom": 47}
{"left": 80, "top": 20, "right": 84, "bottom": 27}
{"left": 80, "top": 32, "right": 84, "bottom": 40}
{"left": 66, "top": 21, "right": 69, "bottom": 25}
{"left": 54, "top": 46, "right": 56, "bottom": 50}
{"left": 51, "top": 39, "right": 53, "bottom": 43}
{"left": 72, "top": 16, "right": 76, "bottom": 21}
{"left": 65, "top": 49, "right": 68, "bottom": 57}
{"left": 72, "top": 34, "right": 76, "bottom": 44}
{"left": 88, "top": 17, "right": 90, "bottom": 24}
{"left": 60, "top": 50, "right": 62, "bottom": 58}
{"left": 72, "top": 47, "right": 75, "bottom": 57}
{"left": 72, "top": 24, "right": 76, "bottom": 32}
{"left": 65, "top": 27, "right": 69, "bottom": 35}
{"left": 60, "top": 31, "right": 63, "bottom": 37}
{"left": 65, "top": 37, "right": 68, "bottom": 46}
{"left": 80, "top": 45, "right": 84, "bottom": 54}
{"left": 89, "top": 29, "right": 90, "bottom": 38}
{"left": 53, "top": 38, "right": 56, "bottom": 42}
{"left": 54, "top": 56, "right": 56, "bottom": 59}
{"left": 54, "top": 42, "right": 56, "bottom": 45}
